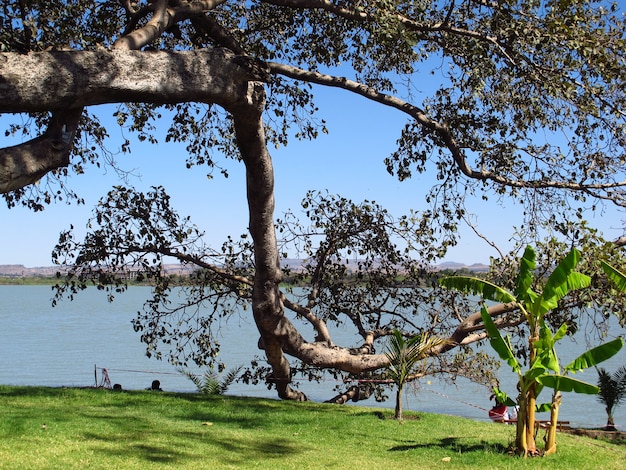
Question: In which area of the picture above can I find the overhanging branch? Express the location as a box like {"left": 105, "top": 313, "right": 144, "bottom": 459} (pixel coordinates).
{"left": 0, "top": 49, "right": 270, "bottom": 113}
{"left": 0, "top": 49, "right": 270, "bottom": 194}
{"left": 269, "top": 61, "right": 626, "bottom": 202}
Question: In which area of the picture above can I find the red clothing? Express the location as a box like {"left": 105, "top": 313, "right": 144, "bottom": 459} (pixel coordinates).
{"left": 488, "top": 405, "right": 509, "bottom": 422}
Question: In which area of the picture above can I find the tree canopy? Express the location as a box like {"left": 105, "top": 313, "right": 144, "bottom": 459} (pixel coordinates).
{"left": 1, "top": 0, "right": 625, "bottom": 401}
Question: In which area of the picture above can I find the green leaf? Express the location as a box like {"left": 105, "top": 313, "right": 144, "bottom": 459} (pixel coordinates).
{"left": 525, "top": 365, "right": 548, "bottom": 382}
{"left": 536, "top": 249, "right": 590, "bottom": 316}
{"left": 564, "top": 338, "right": 624, "bottom": 373}
{"left": 480, "top": 305, "right": 521, "bottom": 373}
{"left": 536, "top": 403, "right": 552, "bottom": 413}
{"left": 537, "top": 374, "right": 599, "bottom": 394}
{"left": 553, "top": 322, "right": 569, "bottom": 343}
{"left": 439, "top": 277, "right": 516, "bottom": 304}
{"left": 601, "top": 261, "right": 626, "bottom": 292}
{"left": 533, "top": 322, "right": 560, "bottom": 372}
{"left": 492, "top": 387, "right": 517, "bottom": 407}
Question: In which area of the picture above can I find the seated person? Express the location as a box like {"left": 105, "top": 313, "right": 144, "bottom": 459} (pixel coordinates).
{"left": 488, "top": 392, "right": 511, "bottom": 422}
{"left": 148, "top": 380, "right": 163, "bottom": 391}
{"left": 488, "top": 403, "right": 510, "bottom": 422}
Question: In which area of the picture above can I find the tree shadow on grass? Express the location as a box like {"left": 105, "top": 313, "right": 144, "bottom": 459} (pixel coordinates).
{"left": 82, "top": 428, "right": 304, "bottom": 466}
{"left": 389, "top": 436, "right": 508, "bottom": 454}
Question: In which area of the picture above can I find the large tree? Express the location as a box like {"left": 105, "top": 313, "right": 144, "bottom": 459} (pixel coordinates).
{"left": 1, "top": 1, "right": 625, "bottom": 401}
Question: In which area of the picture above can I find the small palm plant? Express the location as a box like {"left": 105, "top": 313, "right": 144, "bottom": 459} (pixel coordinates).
{"left": 180, "top": 366, "right": 242, "bottom": 395}
{"left": 384, "top": 330, "right": 447, "bottom": 420}
{"left": 597, "top": 366, "right": 626, "bottom": 431}
{"left": 597, "top": 262, "right": 626, "bottom": 430}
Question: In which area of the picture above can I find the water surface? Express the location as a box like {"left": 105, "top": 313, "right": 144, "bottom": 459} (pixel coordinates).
{"left": 1, "top": 285, "right": 624, "bottom": 429}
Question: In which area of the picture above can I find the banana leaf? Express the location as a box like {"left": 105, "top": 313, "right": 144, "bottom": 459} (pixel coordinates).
{"left": 601, "top": 261, "right": 626, "bottom": 292}
{"left": 439, "top": 277, "right": 516, "bottom": 304}
{"left": 514, "top": 245, "right": 537, "bottom": 301}
{"left": 564, "top": 338, "right": 624, "bottom": 373}
{"left": 492, "top": 387, "right": 517, "bottom": 407}
{"left": 536, "top": 374, "right": 599, "bottom": 394}
{"left": 536, "top": 249, "right": 590, "bottom": 316}
{"left": 480, "top": 305, "right": 521, "bottom": 373}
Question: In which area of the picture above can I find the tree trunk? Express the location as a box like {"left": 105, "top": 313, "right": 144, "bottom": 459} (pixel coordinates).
{"left": 606, "top": 407, "right": 616, "bottom": 431}
{"left": 229, "top": 83, "right": 306, "bottom": 401}
{"left": 229, "top": 84, "right": 393, "bottom": 398}
{"left": 395, "top": 386, "right": 403, "bottom": 420}
{"left": 544, "top": 390, "right": 561, "bottom": 455}
{"left": 515, "top": 386, "right": 529, "bottom": 457}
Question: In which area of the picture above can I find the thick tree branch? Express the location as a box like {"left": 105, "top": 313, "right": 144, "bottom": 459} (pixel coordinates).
{"left": 0, "top": 50, "right": 269, "bottom": 113}
{"left": 114, "top": 0, "right": 228, "bottom": 50}
{"left": 436, "top": 302, "right": 521, "bottom": 354}
{"left": 1, "top": 0, "right": 231, "bottom": 196}
{"left": 0, "top": 108, "right": 82, "bottom": 193}
{"left": 0, "top": 49, "right": 270, "bottom": 193}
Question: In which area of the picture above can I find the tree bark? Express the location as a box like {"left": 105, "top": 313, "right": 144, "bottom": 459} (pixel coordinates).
{"left": 0, "top": 50, "right": 270, "bottom": 114}
{"left": 395, "top": 386, "right": 403, "bottom": 420}
{"left": 230, "top": 83, "right": 309, "bottom": 401}
{"left": 0, "top": 49, "right": 270, "bottom": 194}
{"left": 0, "top": 108, "right": 82, "bottom": 192}
{"left": 325, "top": 384, "right": 373, "bottom": 404}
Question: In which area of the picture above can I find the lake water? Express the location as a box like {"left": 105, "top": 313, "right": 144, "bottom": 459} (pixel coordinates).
{"left": 1, "top": 285, "right": 624, "bottom": 429}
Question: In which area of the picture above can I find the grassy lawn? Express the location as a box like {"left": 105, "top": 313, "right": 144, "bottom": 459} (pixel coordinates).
{"left": 0, "top": 386, "right": 623, "bottom": 469}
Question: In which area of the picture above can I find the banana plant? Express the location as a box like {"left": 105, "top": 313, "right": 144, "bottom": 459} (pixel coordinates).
{"left": 440, "top": 246, "right": 623, "bottom": 457}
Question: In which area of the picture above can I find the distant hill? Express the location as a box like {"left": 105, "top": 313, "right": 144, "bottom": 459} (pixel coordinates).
{"left": 0, "top": 259, "right": 489, "bottom": 278}
{"left": 434, "top": 261, "right": 489, "bottom": 272}
{"left": 0, "top": 264, "right": 63, "bottom": 277}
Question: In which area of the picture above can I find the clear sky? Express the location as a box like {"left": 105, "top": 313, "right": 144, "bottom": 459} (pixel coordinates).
{"left": 0, "top": 84, "right": 623, "bottom": 267}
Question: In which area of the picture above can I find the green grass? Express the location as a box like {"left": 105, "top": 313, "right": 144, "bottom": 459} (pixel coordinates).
{"left": 0, "top": 386, "right": 623, "bottom": 469}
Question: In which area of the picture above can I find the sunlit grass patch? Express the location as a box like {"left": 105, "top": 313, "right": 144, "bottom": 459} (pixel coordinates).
{"left": 0, "top": 385, "right": 623, "bottom": 469}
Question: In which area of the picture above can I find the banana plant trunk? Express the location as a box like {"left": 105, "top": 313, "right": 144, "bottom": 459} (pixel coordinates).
{"left": 515, "top": 389, "right": 529, "bottom": 457}
{"left": 518, "top": 332, "right": 539, "bottom": 457}
{"left": 526, "top": 384, "right": 538, "bottom": 455}
{"left": 545, "top": 391, "right": 562, "bottom": 455}
{"left": 525, "top": 331, "right": 540, "bottom": 456}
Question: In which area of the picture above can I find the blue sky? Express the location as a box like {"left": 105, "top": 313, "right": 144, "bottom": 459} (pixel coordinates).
{"left": 1, "top": 84, "right": 623, "bottom": 267}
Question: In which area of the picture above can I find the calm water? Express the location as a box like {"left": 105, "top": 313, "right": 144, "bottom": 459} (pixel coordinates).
{"left": 1, "top": 285, "right": 624, "bottom": 429}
